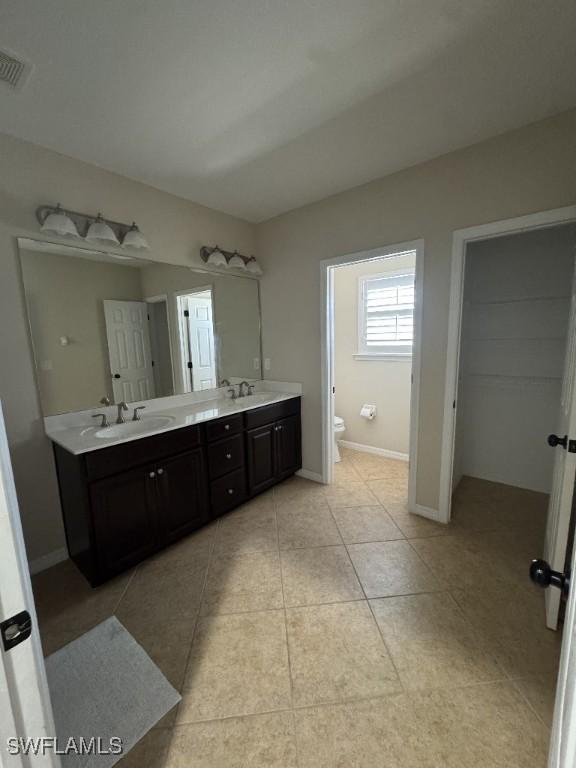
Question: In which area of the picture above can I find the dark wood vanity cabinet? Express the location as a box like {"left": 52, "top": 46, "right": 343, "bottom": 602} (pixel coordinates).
{"left": 54, "top": 397, "right": 301, "bottom": 586}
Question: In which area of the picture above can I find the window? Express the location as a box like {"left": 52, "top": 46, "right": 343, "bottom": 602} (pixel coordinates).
{"left": 357, "top": 269, "right": 415, "bottom": 359}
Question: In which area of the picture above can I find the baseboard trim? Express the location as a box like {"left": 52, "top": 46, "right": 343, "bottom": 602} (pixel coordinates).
{"left": 339, "top": 440, "right": 409, "bottom": 462}
{"left": 29, "top": 547, "right": 68, "bottom": 575}
{"left": 409, "top": 503, "right": 443, "bottom": 523}
{"left": 296, "top": 468, "right": 324, "bottom": 484}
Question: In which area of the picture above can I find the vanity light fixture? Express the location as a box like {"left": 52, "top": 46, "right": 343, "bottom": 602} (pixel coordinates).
{"left": 36, "top": 205, "right": 149, "bottom": 251}
{"left": 122, "top": 222, "right": 149, "bottom": 250}
{"left": 86, "top": 213, "right": 120, "bottom": 245}
{"left": 206, "top": 246, "right": 228, "bottom": 267}
{"left": 228, "top": 250, "right": 247, "bottom": 270}
{"left": 246, "top": 257, "right": 263, "bottom": 275}
{"left": 39, "top": 204, "right": 80, "bottom": 238}
{"left": 200, "top": 245, "right": 263, "bottom": 275}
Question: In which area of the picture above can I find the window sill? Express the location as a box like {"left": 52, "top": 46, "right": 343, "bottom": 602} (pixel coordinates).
{"left": 353, "top": 353, "right": 412, "bottom": 362}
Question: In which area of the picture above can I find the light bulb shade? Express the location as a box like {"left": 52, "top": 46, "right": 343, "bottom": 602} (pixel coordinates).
{"left": 206, "top": 247, "right": 227, "bottom": 267}
{"left": 40, "top": 205, "right": 80, "bottom": 238}
{"left": 246, "top": 257, "right": 263, "bottom": 275}
{"left": 122, "top": 222, "right": 149, "bottom": 249}
{"left": 228, "top": 252, "right": 246, "bottom": 270}
{"left": 86, "top": 214, "right": 120, "bottom": 244}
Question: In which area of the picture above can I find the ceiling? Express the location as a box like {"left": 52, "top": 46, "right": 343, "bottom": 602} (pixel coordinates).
{"left": 1, "top": 0, "right": 576, "bottom": 222}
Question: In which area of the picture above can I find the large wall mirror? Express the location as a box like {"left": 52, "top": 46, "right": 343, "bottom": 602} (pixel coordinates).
{"left": 18, "top": 238, "right": 262, "bottom": 416}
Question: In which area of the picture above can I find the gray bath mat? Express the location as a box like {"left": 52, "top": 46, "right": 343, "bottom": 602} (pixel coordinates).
{"left": 46, "top": 616, "right": 181, "bottom": 768}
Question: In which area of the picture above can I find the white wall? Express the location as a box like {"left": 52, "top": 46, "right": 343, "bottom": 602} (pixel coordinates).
{"left": 334, "top": 254, "right": 413, "bottom": 455}
{"left": 454, "top": 225, "right": 574, "bottom": 494}
{"left": 0, "top": 131, "right": 255, "bottom": 565}
{"left": 257, "top": 108, "right": 576, "bottom": 510}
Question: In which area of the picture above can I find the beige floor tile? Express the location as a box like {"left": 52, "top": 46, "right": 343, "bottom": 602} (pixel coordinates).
{"left": 278, "top": 505, "right": 342, "bottom": 549}
{"left": 370, "top": 592, "right": 506, "bottom": 690}
{"left": 294, "top": 682, "right": 549, "bottom": 768}
{"left": 365, "top": 478, "right": 408, "bottom": 507}
{"left": 116, "top": 555, "right": 207, "bottom": 628}
{"left": 178, "top": 610, "right": 291, "bottom": 723}
{"left": 146, "top": 523, "right": 216, "bottom": 568}
{"left": 281, "top": 546, "right": 364, "bottom": 607}
{"left": 347, "top": 540, "right": 441, "bottom": 598}
{"left": 325, "top": 481, "right": 378, "bottom": 509}
{"left": 214, "top": 503, "right": 278, "bottom": 555}
{"left": 333, "top": 458, "right": 361, "bottom": 482}
{"left": 514, "top": 673, "right": 558, "bottom": 727}
{"left": 274, "top": 476, "right": 327, "bottom": 507}
{"left": 385, "top": 501, "right": 451, "bottom": 538}
{"left": 117, "top": 618, "right": 195, "bottom": 692}
{"left": 331, "top": 505, "right": 404, "bottom": 543}
{"left": 116, "top": 727, "right": 172, "bottom": 768}
{"left": 33, "top": 559, "right": 133, "bottom": 636}
{"left": 200, "top": 550, "right": 283, "bottom": 615}
{"left": 286, "top": 601, "right": 401, "bottom": 706}
{"left": 349, "top": 453, "right": 409, "bottom": 482}
{"left": 167, "top": 711, "right": 297, "bottom": 768}
{"left": 451, "top": 584, "right": 562, "bottom": 678}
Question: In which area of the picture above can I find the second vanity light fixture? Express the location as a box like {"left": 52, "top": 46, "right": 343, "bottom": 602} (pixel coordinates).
{"left": 200, "top": 245, "right": 263, "bottom": 275}
{"left": 36, "top": 204, "right": 150, "bottom": 250}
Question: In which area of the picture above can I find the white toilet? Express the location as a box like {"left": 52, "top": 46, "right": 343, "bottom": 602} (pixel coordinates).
{"left": 334, "top": 416, "right": 346, "bottom": 462}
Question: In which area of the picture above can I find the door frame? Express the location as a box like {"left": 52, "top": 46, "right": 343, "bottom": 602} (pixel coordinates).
{"left": 320, "top": 239, "right": 424, "bottom": 516}
{"left": 438, "top": 205, "right": 576, "bottom": 523}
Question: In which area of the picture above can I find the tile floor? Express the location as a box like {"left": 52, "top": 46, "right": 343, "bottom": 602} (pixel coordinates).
{"left": 32, "top": 447, "right": 562, "bottom": 767}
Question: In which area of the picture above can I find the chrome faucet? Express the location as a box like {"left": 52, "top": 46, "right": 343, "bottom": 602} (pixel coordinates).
{"left": 238, "top": 381, "right": 251, "bottom": 398}
{"left": 227, "top": 387, "right": 238, "bottom": 401}
{"left": 132, "top": 406, "right": 146, "bottom": 421}
{"left": 92, "top": 413, "right": 108, "bottom": 428}
{"left": 220, "top": 379, "right": 231, "bottom": 387}
{"left": 116, "top": 402, "right": 128, "bottom": 424}
{"left": 100, "top": 396, "right": 111, "bottom": 407}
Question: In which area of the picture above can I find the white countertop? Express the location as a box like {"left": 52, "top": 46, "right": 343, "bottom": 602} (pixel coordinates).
{"left": 46, "top": 391, "right": 300, "bottom": 456}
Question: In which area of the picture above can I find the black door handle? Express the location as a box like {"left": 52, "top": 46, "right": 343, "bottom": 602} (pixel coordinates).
{"left": 547, "top": 434, "right": 568, "bottom": 448}
{"left": 113, "top": 374, "right": 121, "bottom": 379}
{"left": 530, "top": 559, "right": 570, "bottom": 596}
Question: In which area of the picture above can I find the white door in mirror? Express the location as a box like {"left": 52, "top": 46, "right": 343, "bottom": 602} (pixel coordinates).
{"left": 103, "top": 300, "right": 156, "bottom": 403}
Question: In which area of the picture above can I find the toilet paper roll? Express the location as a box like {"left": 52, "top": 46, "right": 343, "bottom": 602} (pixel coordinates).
{"left": 360, "top": 404, "right": 376, "bottom": 420}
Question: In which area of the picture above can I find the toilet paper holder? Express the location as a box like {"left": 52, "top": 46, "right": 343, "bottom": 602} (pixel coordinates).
{"left": 360, "top": 404, "right": 377, "bottom": 420}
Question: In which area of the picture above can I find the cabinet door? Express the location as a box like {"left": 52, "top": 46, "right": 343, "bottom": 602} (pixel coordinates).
{"left": 90, "top": 466, "right": 158, "bottom": 582}
{"left": 246, "top": 424, "right": 277, "bottom": 495}
{"left": 275, "top": 415, "right": 301, "bottom": 480}
{"left": 157, "top": 448, "right": 209, "bottom": 544}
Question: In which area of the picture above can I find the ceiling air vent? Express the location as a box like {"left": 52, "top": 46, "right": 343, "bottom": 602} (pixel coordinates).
{"left": 0, "top": 50, "right": 29, "bottom": 89}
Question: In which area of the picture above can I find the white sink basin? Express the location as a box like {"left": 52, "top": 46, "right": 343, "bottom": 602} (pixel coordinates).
{"left": 94, "top": 416, "right": 175, "bottom": 439}
{"left": 239, "top": 393, "right": 278, "bottom": 406}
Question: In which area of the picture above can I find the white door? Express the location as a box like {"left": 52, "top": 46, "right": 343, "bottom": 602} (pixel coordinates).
{"left": 550, "top": 537, "right": 576, "bottom": 767}
{"left": 103, "top": 300, "right": 155, "bottom": 403}
{"left": 186, "top": 293, "right": 217, "bottom": 391}
{"left": 544, "top": 263, "right": 576, "bottom": 630}
{"left": 0, "top": 402, "right": 60, "bottom": 768}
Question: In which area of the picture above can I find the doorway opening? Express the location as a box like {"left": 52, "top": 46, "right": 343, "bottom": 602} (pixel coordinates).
{"left": 176, "top": 288, "right": 217, "bottom": 392}
{"left": 321, "top": 240, "right": 423, "bottom": 515}
{"left": 145, "top": 295, "right": 175, "bottom": 398}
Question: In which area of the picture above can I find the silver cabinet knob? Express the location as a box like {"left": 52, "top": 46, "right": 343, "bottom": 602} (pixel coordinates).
{"left": 226, "top": 453, "right": 232, "bottom": 460}
{"left": 227, "top": 488, "right": 234, "bottom": 495}
{"left": 224, "top": 424, "right": 230, "bottom": 431}
{"left": 149, "top": 471, "right": 156, "bottom": 478}
{"left": 157, "top": 468, "right": 164, "bottom": 476}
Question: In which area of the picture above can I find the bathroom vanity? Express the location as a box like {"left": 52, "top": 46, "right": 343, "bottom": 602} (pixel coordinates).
{"left": 17, "top": 235, "right": 303, "bottom": 587}
{"left": 51, "top": 394, "right": 301, "bottom": 586}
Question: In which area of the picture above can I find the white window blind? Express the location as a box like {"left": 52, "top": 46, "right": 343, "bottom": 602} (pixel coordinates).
{"left": 358, "top": 270, "right": 415, "bottom": 358}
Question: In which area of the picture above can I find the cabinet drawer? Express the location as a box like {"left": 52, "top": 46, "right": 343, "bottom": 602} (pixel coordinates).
{"left": 207, "top": 434, "right": 245, "bottom": 480}
{"left": 85, "top": 425, "right": 202, "bottom": 481}
{"left": 205, "top": 413, "right": 244, "bottom": 442}
{"left": 210, "top": 468, "right": 247, "bottom": 516}
{"left": 244, "top": 397, "right": 300, "bottom": 429}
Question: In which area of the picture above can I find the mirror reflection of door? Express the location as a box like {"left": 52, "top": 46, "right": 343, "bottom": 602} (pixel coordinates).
{"left": 103, "top": 299, "right": 156, "bottom": 402}
{"left": 177, "top": 289, "right": 217, "bottom": 392}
